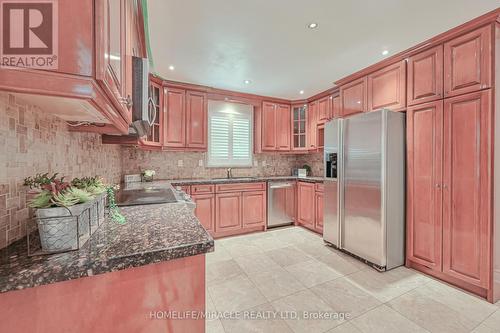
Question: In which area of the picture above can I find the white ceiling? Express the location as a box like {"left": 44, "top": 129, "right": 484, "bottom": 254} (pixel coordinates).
{"left": 147, "top": 0, "right": 499, "bottom": 100}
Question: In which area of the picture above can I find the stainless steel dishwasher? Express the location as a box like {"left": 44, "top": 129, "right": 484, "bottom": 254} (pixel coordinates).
{"left": 267, "top": 181, "right": 295, "bottom": 228}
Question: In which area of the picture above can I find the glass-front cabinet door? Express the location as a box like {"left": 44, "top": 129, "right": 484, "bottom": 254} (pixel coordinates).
{"left": 144, "top": 80, "right": 162, "bottom": 145}
{"left": 292, "top": 104, "right": 307, "bottom": 150}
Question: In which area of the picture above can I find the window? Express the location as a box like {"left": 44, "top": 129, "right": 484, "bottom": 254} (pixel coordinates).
{"left": 207, "top": 100, "right": 253, "bottom": 167}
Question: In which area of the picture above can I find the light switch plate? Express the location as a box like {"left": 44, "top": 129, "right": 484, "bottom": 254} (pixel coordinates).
{"left": 199, "top": 160, "right": 204, "bottom": 167}
{"left": 253, "top": 160, "right": 258, "bottom": 167}
{"left": 177, "top": 160, "right": 183, "bottom": 167}
{"left": 261, "top": 160, "right": 267, "bottom": 167}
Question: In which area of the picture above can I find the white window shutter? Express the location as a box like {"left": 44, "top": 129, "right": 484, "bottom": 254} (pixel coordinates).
{"left": 207, "top": 101, "right": 253, "bottom": 167}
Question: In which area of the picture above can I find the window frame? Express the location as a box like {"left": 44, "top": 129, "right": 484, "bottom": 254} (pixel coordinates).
{"left": 206, "top": 101, "right": 254, "bottom": 168}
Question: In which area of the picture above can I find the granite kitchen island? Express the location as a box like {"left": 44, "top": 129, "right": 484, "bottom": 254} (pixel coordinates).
{"left": 0, "top": 200, "right": 214, "bottom": 333}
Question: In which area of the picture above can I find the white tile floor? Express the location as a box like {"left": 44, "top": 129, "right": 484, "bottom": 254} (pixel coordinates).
{"left": 205, "top": 226, "right": 500, "bottom": 333}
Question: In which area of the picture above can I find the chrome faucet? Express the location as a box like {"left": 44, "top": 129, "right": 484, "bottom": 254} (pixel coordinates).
{"left": 226, "top": 168, "right": 233, "bottom": 179}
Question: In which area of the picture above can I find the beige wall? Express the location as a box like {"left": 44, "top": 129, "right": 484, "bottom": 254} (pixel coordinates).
{"left": 0, "top": 93, "right": 122, "bottom": 249}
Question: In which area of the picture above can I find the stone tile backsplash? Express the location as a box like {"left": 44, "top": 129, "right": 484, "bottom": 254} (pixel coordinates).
{"left": 0, "top": 93, "right": 122, "bottom": 249}
{"left": 121, "top": 148, "right": 303, "bottom": 179}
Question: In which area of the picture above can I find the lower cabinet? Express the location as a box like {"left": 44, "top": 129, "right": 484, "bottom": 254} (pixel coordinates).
{"left": 297, "top": 181, "right": 324, "bottom": 234}
{"left": 314, "top": 191, "right": 324, "bottom": 233}
{"left": 406, "top": 89, "right": 492, "bottom": 299}
{"left": 192, "top": 194, "right": 215, "bottom": 232}
{"left": 191, "top": 182, "right": 267, "bottom": 238}
{"left": 215, "top": 192, "right": 242, "bottom": 232}
{"left": 242, "top": 191, "right": 267, "bottom": 227}
{"left": 297, "top": 182, "right": 315, "bottom": 227}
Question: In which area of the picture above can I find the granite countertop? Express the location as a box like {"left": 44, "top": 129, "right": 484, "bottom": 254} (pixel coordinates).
{"left": 170, "top": 175, "right": 324, "bottom": 186}
{"left": 0, "top": 200, "right": 214, "bottom": 294}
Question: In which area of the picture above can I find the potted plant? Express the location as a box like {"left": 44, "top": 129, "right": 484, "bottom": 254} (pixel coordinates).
{"left": 25, "top": 174, "right": 100, "bottom": 252}
{"left": 141, "top": 169, "right": 156, "bottom": 182}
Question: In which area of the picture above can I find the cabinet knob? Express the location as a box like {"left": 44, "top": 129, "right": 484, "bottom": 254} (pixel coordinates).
{"left": 120, "top": 95, "right": 133, "bottom": 108}
{"left": 435, "top": 184, "right": 441, "bottom": 188}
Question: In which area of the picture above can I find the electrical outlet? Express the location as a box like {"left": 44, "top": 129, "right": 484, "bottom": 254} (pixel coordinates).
{"left": 198, "top": 160, "right": 204, "bottom": 167}
{"left": 177, "top": 160, "right": 183, "bottom": 167}
{"left": 261, "top": 160, "right": 267, "bottom": 167}
{"left": 253, "top": 160, "right": 258, "bottom": 167}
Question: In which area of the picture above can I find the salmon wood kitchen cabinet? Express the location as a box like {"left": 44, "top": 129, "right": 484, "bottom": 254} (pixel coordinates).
{"left": 192, "top": 194, "right": 215, "bottom": 232}
{"left": 367, "top": 60, "right": 406, "bottom": 111}
{"left": 340, "top": 77, "right": 367, "bottom": 116}
{"left": 406, "top": 89, "right": 492, "bottom": 298}
{"left": 297, "top": 182, "right": 315, "bottom": 228}
{"left": 407, "top": 46, "right": 444, "bottom": 106}
{"left": 444, "top": 25, "right": 491, "bottom": 98}
{"left": 190, "top": 182, "right": 266, "bottom": 238}
{"left": 262, "top": 102, "right": 291, "bottom": 151}
{"left": 0, "top": 0, "right": 147, "bottom": 135}
{"left": 163, "top": 87, "right": 208, "bottom": 150}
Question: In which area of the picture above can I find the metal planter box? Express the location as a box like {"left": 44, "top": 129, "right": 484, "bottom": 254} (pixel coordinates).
{"left": 33, "top": 193, "right": 107, "bottom": 253}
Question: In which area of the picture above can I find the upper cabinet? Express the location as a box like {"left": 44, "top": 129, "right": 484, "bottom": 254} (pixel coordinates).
{"left": 407, "top": 46, "right": 444, "bottom": 106}
{"left": 143, "top": 80, "right": 163, "bottom": 146}
{"left": 367, "top": 60, "right": 406, "bottom": 111}
{"left": 261, "top": 102, "right": 291, "bottom": 151}
{"left": 163, "top": 87, "right": 207, "bottom": 150}
{"left": 331, "top": 95, "right": 341, "bottom": 119}
{"left": 444, "top": 25, "right": 491, "bottom": 97}
{"left": 0, "top": 0, "right": 147, "bottom": 135}
{"left": 164, "top": 88, "right": 186, "bottom": 148}
{"left": 340, "top": 77, "right": 367, "bottom": 116}
{"left": 307, "top": 100, "right": 318, "bottom": 150}
{"left": 317, "top": 96, "right": 332, "bottom": 124}
{"left": 292, "top": 104, "right": 308, "bottom": 151}
{"left": 186, "top": 91, "right": 208, "bottom": 149}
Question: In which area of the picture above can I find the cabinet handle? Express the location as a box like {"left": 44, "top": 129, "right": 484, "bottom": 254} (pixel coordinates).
{"left": 120, "top": 95, "right": 133, "bottom": 108}
{"left": 435, "top": 184, "right": 441, "bottom": 188}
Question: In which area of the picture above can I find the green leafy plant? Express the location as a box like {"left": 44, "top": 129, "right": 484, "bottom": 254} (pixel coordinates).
{"left": 71, "top": 176, "right": 106, "bottom": 195}
{"left": 106, "top": 185, "right": 126, "bottom": 224}
{"left": 23, "top": 173, "right": 59, "bottom": 190}
{"left": 28, "top": 191, "right": 52, "bottom": 209}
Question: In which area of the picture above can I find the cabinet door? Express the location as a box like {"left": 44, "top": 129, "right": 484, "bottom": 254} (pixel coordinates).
{"left": 444, "top": 26, "right": 491, "bottom": 97}
{"left": 285, "top": 185, "right": 296, "bottom": 222}
{"left": 442, "top": 90, "right": 491, "bottom": 288}
{"left": 276, "top": 104, "right": 291, "bottom": 151}
{"left": 314, "top": 191, "right": 324, "bottom": 233}
{"left": 262, "top": 102, "right": 277, "bottom": 150}
{"left": 408, "top": 46, "right": 443, "bottom": 106}
{"left": 215, "top": 192, "right": 242, "bottom": 232}
{"left": 164, "top": 88, "right": 186, "bottom": 147}
{"left": 340, "top": 77, "right": 367, "bottom": 116}
{"left": 292, "top": 104, "right": 307, "bottom": 150}
{"left": 406, "top": 101, "right": 443, "bottom": 270}
{"left": 144, "top": 81, "right": 163, "bottom": 145}
{"left": 307, "top": 101, "right": 318, "bottom": 150}
{"left": 331, "top": 96, "right": 341, "bottom": 119}
{"left": 95, "top": 0, "right": 130, "bottom": 121}
{"left": 193, "top": 194, "right": 215, "bottom": 232}
{"left": 242, "top": 191, "right": 266, "bottom": 227}
{"left": 367, "top": 60, "right": 406, "bottom": 111}
{"left": 317, "top": 96, "right": 331, "bottom": 124}
{"left": 297, "top": 182, "right": 315, "bottom": 226}
{"left": 186, "top": 91, "right": 207, "bottom": 149}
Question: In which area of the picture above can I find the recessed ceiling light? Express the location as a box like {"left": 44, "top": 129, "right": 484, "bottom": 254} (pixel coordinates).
{"left": 168, "top": 65, "right": 175, "bottom": 70}
{"left": 382, "top": 50, "right": 389, "bottom": 56}
{"left": 307, "top": 22, "right": 318, "bottom": 29}
{"left": 244, "top": 79, "right": 251, "bottom": 84}
{"left": 299, "top": 90, "right": 304, "bottom": 95}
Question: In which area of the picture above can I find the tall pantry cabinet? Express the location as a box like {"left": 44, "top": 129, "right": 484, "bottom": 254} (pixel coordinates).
{"left": 406, "top": 23, "right": 497, "bottom": 301}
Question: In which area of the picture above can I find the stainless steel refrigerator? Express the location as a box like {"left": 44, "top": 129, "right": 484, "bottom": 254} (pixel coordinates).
{"left": 323, "top": 109, "right": 405, "bottom": 271}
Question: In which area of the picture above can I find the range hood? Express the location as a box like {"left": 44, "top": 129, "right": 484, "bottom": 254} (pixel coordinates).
{"left": 129, "top": 56, "right": 154, "bottom": 137}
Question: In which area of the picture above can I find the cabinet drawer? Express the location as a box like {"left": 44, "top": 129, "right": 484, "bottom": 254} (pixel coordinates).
{"left": 191, "top": 184, "right": 215, "bottom": 194}
{"left": 216, "top": 182, "right": 266, "bottom": 193}
{"left": 315, "top": 183, "right": 324, "bottom": 192}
